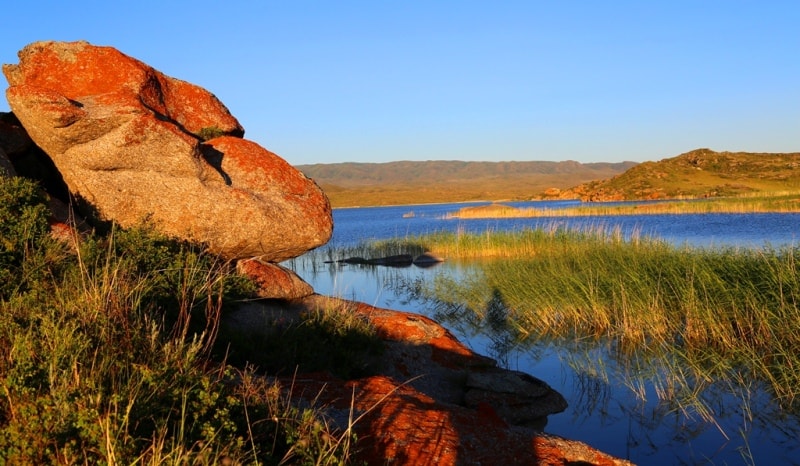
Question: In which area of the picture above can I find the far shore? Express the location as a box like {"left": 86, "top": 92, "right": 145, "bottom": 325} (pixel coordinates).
{"left": 443, "top": 195, "right": 800, "bottom": 219}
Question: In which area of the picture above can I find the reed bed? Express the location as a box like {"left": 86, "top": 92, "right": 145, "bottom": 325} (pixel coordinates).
{"left": 372, "top": 226, "right": 800, "bottom": 410}
{"left": 446, "top": 192, "right": 800, "bottom": 219}
{"left": 367, "top": 224, "right": 638, "bottom": 259}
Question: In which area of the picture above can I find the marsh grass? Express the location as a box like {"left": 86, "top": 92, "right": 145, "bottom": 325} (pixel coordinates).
{"left": 0, "top": 177, "right": 362, "bottom": 465}
{"left": 446, "top": 192, "right": 800, "bottom": 219}
{"left": 369, "top": 226, "right": 800, "bottom": 413}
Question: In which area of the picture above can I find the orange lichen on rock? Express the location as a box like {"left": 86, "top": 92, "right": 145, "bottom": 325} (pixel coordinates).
{"left": 259, "top": 296, "right": 633, "bottom": 465}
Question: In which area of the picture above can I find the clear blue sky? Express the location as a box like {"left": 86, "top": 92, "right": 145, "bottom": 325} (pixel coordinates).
{"left": 2, "top": 1, "right": 798, "bottom": 166}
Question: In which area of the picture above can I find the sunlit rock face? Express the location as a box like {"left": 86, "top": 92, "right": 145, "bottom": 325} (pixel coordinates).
{"left": 3, "top": 40, "right": 332, "bottom": 261}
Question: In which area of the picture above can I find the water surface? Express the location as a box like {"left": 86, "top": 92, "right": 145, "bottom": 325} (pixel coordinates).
{"left": 287, "top": 201, "right": 800, "bottom": 465}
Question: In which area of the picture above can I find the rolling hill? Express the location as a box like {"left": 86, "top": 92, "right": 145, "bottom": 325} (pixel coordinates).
{"left": 297, "top": 160, "right": 638, "bottom": 207}
{"left": 298, "top": 149, "right": 800, "bottom": 207}
{"left": 559, "top": 148, "right": 800, "bottom": 201}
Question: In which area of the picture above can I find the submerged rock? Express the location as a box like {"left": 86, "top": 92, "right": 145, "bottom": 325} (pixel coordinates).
{"left": 413, "top": 251, "right": 445, "bottom": 267}
{"left": 335, "top": 254, "right": 414, "bottom": 267}
{"left": 332, "top": 253, "right": 443, "bottom": 268}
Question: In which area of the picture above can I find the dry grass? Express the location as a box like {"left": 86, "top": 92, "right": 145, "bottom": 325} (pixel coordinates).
{"left": 445, "top": 192, "right": 800, "bottom": 219}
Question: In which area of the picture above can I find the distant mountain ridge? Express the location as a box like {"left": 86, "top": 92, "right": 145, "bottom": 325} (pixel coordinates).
{"left": 298, "top": 150, "right": 800, "bottom": 207}
{"left": 298, "top": 160, "right": 638, "bottom": 206}
{"left": 299, "top": 160, "right": 637, "bottom": 186}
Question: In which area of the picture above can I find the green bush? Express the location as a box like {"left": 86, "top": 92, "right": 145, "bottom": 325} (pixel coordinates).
{"left": 0, "top": 177, "right": 61, "bottom": 299}
{"left": 198, "top": 126, "right": 225, "bottom": 141}
{"left": 0, "top": 175, "right": 359, "bottom": 464}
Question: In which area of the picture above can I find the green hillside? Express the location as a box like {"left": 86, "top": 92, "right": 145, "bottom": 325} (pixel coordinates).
{"left": 560, "top": 148, "right": 800, "bottom": 201}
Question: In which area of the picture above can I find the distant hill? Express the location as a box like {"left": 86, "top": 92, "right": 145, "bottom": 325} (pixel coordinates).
{"left": 559, "top": 148, "right": 800, "bottom": 201}
{"left": 297, "top": 160, "right": 638, "bottom": 207}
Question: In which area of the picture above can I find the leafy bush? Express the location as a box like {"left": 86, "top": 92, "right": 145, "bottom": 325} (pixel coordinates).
{"left": 0, "top": 177, "right": 63, "bottom": 299}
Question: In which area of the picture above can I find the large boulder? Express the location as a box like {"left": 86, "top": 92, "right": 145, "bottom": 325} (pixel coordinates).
{"left": 3, "top": 41, "right": 331, "bottom": 261}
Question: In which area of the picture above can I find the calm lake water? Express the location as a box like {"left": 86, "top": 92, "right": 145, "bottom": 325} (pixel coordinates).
{"left": 285, "top": 201, "right": 800, "bottom": 465}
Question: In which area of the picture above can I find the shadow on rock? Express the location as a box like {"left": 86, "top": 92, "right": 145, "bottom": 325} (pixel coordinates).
{"left": 222, "top": 294, "right": 633, "bottom": 466}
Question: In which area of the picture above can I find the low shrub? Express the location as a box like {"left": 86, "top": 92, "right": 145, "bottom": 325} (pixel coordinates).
{"left": 0, "top": 175, "right": 360, "bottom": 464}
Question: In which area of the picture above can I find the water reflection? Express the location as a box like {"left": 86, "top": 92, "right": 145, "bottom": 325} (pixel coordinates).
{"left": 369, "top": 262, "right": 800, "bottom": 465}
{"left": 285, "top": 241, "right": 800, "bottom": 464}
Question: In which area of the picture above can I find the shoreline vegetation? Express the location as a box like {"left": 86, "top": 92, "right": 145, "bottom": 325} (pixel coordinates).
{"left": 348, "top": 226, "right": 800, "bottom": 422}
{"left": 0, "top": 177, "right": 364, "bottom": 464}
{"left": 445, "top": 191, "right": 800, "bottom": 219}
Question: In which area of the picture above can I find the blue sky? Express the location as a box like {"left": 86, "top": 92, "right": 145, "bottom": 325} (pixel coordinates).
{"left": 2, "top": 1, "right": 798, "bottom": 166}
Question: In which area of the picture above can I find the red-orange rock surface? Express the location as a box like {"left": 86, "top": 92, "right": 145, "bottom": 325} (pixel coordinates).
{"left": 3, "top": 41, "right": 331, "bottom": 261}
{"left": 236, "top": 258, "right": 313, "bottom": 299}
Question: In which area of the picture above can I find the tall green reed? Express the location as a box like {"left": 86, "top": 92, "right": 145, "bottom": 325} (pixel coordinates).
{"left": 377, "top": 226, "right": 800, "bottom": 410}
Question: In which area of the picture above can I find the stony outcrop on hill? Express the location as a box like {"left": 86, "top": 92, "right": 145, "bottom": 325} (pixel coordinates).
{"left": 3, "top": 40, "right": 331, "bottom": 261}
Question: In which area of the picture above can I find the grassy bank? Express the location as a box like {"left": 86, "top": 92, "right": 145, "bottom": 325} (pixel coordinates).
{"left": 0, "top": 176, "right": 370, "bottom": 464}
{"left": 446, "top": 191, "right": 800, "bottom": 219}
{"left": 363, "top": 227, "right": 800, "bottom": 410}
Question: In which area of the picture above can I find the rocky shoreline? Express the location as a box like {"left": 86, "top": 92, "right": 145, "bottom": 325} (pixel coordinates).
{"left": 228, "top": 294, "right": 633, "bottom": 465}
{"left": 1, "top": 40, "right": 633, "bottom": 465}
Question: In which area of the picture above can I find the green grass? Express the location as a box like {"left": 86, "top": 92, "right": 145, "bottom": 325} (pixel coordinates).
{"left": 0, "top": 176, "right": 369, "bottom": 465}
{"left": 197, "top": 126, "right": 226, "bottom": 141}
{"left": 362, "top": 227, "right": 800, "bottom": 412}
{"left": 221, "top": 303, "right": 384, "bottom": 380}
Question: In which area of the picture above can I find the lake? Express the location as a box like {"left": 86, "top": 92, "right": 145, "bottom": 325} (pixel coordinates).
{"left": 285, "top": 200, "right": 800, "bottom": 465}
